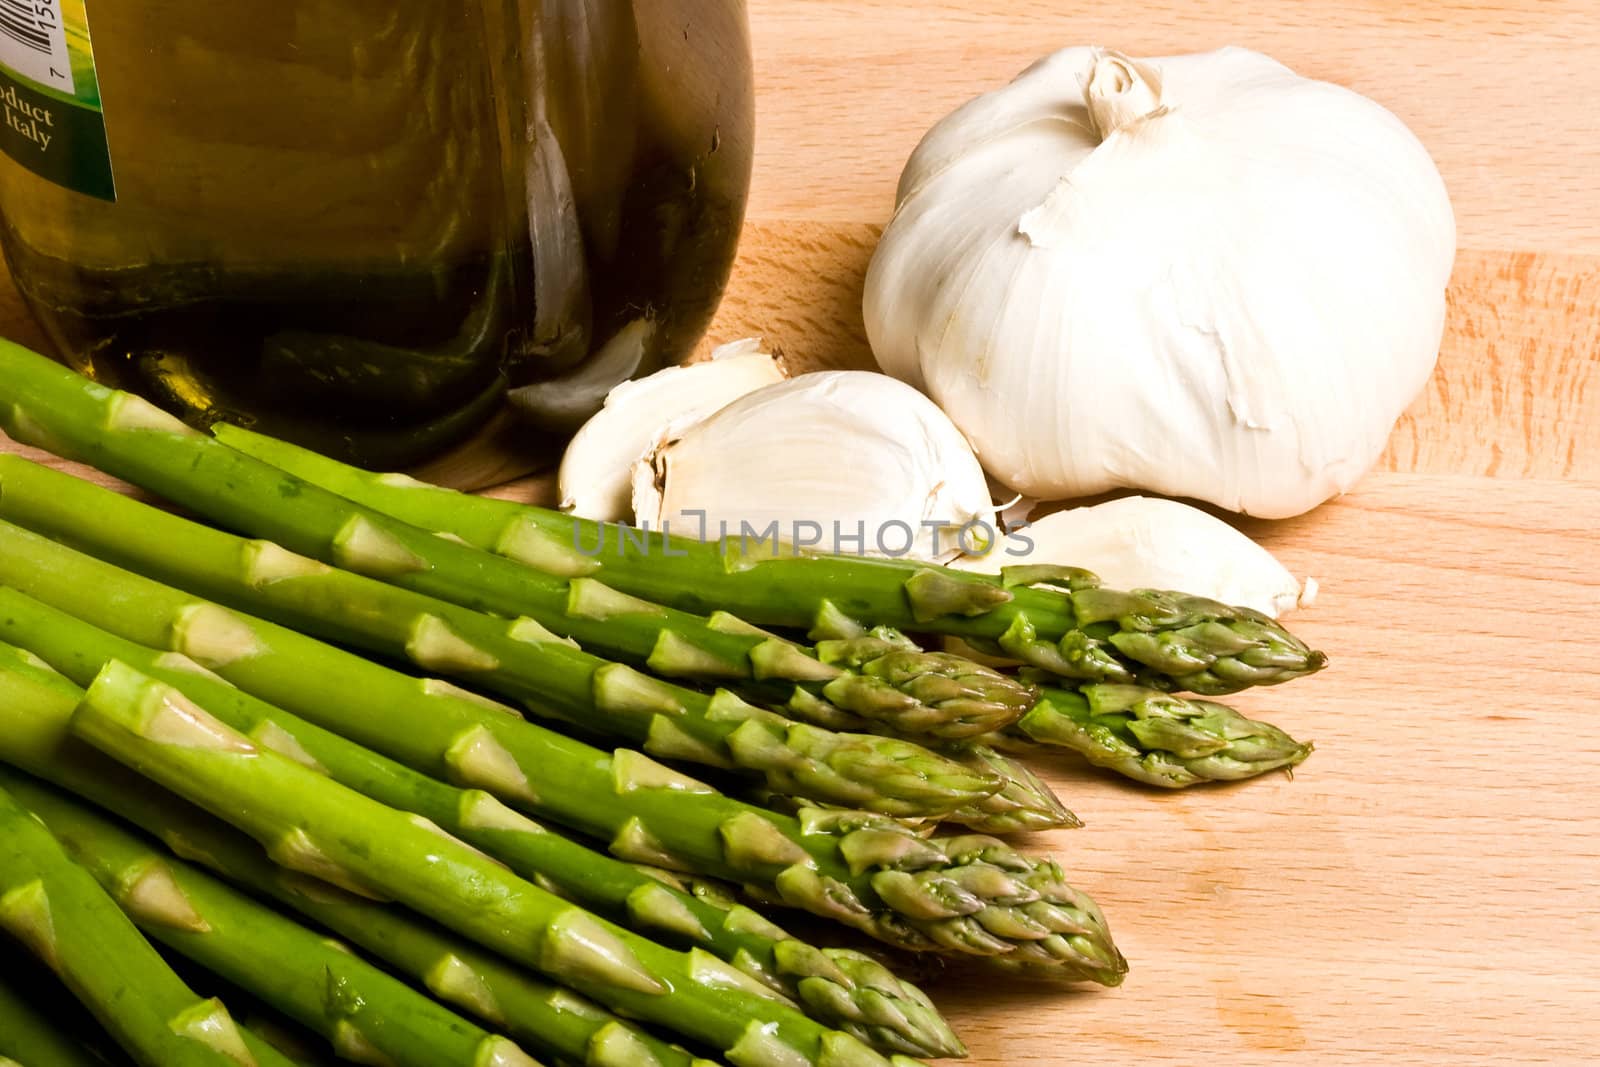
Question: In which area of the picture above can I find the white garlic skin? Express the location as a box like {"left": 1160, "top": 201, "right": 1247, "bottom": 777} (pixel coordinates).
{"left": 865, "top": 46, "right": 1456, "bottom": 518}
{"left": 558, "top": 339, "right": 786, "bottom": 521}
{"left": 633, "top": 371, "right": 995, "bottom": 560}
{"left": 952, "top": 495, "right": 1314, "bottom": 617}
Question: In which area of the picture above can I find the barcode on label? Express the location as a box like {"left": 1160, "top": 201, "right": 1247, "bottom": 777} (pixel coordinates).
{"left": 0, "top": 0, "right": 74, "bottom": 94}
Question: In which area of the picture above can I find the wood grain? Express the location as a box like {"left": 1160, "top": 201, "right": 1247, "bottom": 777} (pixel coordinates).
{"left": 922, "top": 474, "right": 1600, "bottom": 1066}
{"left": 737, "top": 1, "right": 1600, "bottom": 250}
{"left": 0, "top": 4, "right": 1597, "bottom": 1064}
{"left": 701, "top": 1, "right": 1600, "bottom": 482}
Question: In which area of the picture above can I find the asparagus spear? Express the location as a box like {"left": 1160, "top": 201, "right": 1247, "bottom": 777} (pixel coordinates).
{"left": 736, "top": 631, "right": 1035, "bottom": 743}
{"left": 155, "top": 933, "right": 340, "bottom": 1066}
{"left": 0, "top": 524, "right": 1125, "bottom": 981}
{"left": 755, "top": 744, "right": 1078, "bottom": 837}
{"left": 70, "top": 660, "right": 929, "bottom": 1067}
{"left": 0, "top": 453, "right": 996, "bottom": 822}
{"left": 0, "top": 781, "right": 295, "bottom": 1067}
{"left": 210, "top": 420, "right": 1326, "bottom": 696}
{"left": 200, "top": 997, "right": 339, "bottom": 1067}
{"left": 0, "top": 651, "right": 717, "bottom": 1067}
{"left": 788, "top": 633, "right": 1309, "bottom": 792}
{"left": 2, "top": 773, "right": 544, "bottom": 1067}
{"left": 0, "top": 457, "right": 1298, "bottom": 800}
{"left": 0, "top": 340, "right": 1031, "bottom": 742}
{"left": 636, "top": 864, "right": 959, "bottom": 1059}
{"left": 0, "top": 966, "right": 116, "bottom": 1067}
{"left": 0, "top": 588, "right": 964, "bottom": 1060}
{"left": 938, "top": 744, "right": 1080, "bottom": 834}
{"left": 1003, "top": 684, "right": 1313, "bottom": 788}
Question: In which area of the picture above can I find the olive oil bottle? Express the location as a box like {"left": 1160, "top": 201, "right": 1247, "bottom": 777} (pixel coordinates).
{"left": 0, "top": 1, "right": 753, "bottom": 475}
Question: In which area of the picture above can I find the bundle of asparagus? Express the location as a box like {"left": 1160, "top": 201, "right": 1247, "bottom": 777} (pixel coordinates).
{"left": 0, "top": 768, "right": 302, "bottom": 1067}
{"left": 0, "top": 337, "right": 1325, "bottom": 1066}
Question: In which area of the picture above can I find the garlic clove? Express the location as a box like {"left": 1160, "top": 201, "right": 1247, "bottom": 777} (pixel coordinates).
{"left": 952, "top": 495, "right": 1314, "bottom": 617}
{"left": 632, "top": 371, "right": 995, "bottom": 560}
{"left": 558, "top": 338, "right": 786, "bottom": 521}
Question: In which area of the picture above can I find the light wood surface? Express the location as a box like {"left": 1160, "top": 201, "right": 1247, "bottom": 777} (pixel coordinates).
{"left": 1, "top": 4, "right": 1597, "bottom": 1065}
{"left": 924, "top": 475, "right": 1600, "bottom": 1065}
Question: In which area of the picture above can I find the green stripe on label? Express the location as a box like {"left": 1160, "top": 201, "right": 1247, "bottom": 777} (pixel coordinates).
{"left": 0, "top": 0, "right": 112, "bottom": 201}
{"left": 0, "top": 68, "right": 112, "bottom": 200}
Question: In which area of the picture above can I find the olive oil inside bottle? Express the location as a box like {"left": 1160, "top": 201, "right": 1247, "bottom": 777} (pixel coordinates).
{"left": 0, "top": 1, "right": 753, "bottom": 477}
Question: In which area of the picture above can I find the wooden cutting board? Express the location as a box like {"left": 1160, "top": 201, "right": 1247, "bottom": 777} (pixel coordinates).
{"left": 2, "top": 3, "right": 1597, "bottom": 1064}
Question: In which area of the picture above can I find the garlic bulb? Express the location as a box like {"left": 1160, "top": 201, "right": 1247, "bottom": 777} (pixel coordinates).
{"left": 953, "top": 495, "right": 1314, "bottom": 617}
{"left": 633, "top": 371, "right": 994, "bottom": 559}
{"left": 558, "top": 338, "right": 786, "bottom": 520}
{"left": 864, "top": 46, "right": 1455, "bottom": 518}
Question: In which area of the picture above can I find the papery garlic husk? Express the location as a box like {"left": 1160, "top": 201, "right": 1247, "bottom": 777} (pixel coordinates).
{"left": 633, "top": 371, "right": 995, "bottom": 560}
{"left": 864, "top": 46, "right": 1456, "bottom": 519}
{"left": 953, "top": 495, "right": 1315, "bottom": 617}
{"left": 558, "top": 338, "right": 786, "bottom": 520}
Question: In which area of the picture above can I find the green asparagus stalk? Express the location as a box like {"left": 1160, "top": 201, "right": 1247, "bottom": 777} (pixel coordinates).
{"left": 0, "top": 649, "right": 717, "bottom": 1067}
{"left": 0, "top": 643, "right": 832, "bottom": 1067}
{"left": 0, "top": 967, "right": 114, "bottom": 1067}
{"left": 938, "top": 744, "right": 1079, "bottom": 834}
{"left": 0, "top": 340, "right": 1032, "bottom": 742}
{"left": 2, "top": 773, "right": 545, "bottom": 1067}
{"left": 212, "top": 426, "right": 1312, "bottom": 797}
{"left": 820, "top": 635, "right": 1312, "bottom": 791}
{"left": 738, "top": 628, "right": 1033, "bottom": 743}
{"left": 756, "top": 744, "right": 1078, "bottom": 837}
{"left": 0, "top": 588, "right": 964, "bottom": 1060}
{"left": 209, "top": 420, "right": 1326, "bottom": 696}
{"left": 1001, "top": 684, "right": 1313, "bottom": 788}
{"left": 78, "top": 804, "right": 712, "bottom": 1067}
{"left": 143, "top": 947, "right": 340, "bottom": 1067}
{"left": 0, "top": 456, "right": 1290, "bottom": 801}
{"left": 0, "top": 454, "right": 996, "bottom": 822}
{"left": 0, "top": 524, "right": 1125, "bottom": 981}
{"left": 207, "top": 1001, "right": 339, "bottom": 1067}
{"left": 630, "top": 865, "right": 957, "bottom": 1059}
{"left": 69, "top": 660, "right": 926, "bottom": 1067}
{"left": 0, "top": 781, "right": 295, "bottom": 1067}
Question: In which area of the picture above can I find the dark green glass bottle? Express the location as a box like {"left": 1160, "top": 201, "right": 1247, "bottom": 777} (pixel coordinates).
{"left": 0, "top": 1, "right": 753, "bottom": 479}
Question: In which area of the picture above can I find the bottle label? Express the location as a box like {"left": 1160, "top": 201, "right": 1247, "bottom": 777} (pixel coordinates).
{"left": 0, "top": 0, "right": 112, "bottom": 200}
